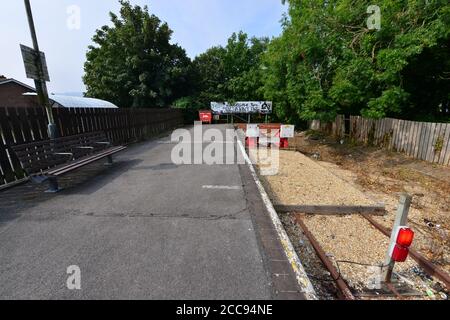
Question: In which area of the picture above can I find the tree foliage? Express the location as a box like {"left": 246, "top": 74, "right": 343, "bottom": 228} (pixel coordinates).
{"left": 84, "top": 1, "right": 450, "bottom": 123}
{"left": 264, "top": 0, "right": 450, "bottom": 122}
{"left": 83, "top": 0, "right": 192, "bottom": 108}
{"left": 175, "top": 31, "right": 270, "bottom": 110}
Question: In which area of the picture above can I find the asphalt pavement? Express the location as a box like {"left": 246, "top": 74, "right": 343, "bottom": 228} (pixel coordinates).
{"left": 0, "top": 124, "right": 305, "bottom": 300}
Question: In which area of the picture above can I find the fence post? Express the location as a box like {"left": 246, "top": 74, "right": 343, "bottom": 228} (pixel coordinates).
{"left": 382, "top": 193, "right": 413, "bottom": 283}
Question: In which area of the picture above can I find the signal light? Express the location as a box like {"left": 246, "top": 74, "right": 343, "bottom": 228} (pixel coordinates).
{"left": 391, "top": 245, "right": 410, "bottom": 262}
{"left": 396, "top": 227, "right": 415, "bottom": 247}
{"left": 390, "top": 227, "right": 415, "bottom": 263}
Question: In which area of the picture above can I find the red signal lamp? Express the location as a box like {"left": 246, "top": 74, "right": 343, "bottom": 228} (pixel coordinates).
{"left": 396, "top": 227, "right": 415, "bottom": 247}
{"left": 391, "top": 245, "right": 410, "bottom": 262}
{"left": 390, "top": 227, "right": 415, "bottom": 263}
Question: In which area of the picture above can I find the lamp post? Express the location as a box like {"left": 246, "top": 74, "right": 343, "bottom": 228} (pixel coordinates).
{"left": 23, "top": 0, "right": 57, "bottom": 139}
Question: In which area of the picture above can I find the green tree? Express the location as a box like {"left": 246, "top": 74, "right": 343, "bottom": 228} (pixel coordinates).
{"left": 192, "top": 46, "right": 228, "bottom": 107}
{"left": 175, "top": 31, "right": 269, "bottom": 110}
{"left": 224, "top": 33, "right": 270, "bottom": 101}
{"left": 264, "top": 0, "right": 450, "bottom": 122}
{"left": 83, "top": 0, "right": 192, "bottom": 108}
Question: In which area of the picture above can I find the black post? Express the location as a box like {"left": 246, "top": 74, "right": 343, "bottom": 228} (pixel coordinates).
{"left": 24, "top": 0, "right": 57, "bottom": 139}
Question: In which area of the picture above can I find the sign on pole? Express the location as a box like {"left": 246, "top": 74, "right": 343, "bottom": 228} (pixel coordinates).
{"left": 280, "top": 125, "right": 295, "bottom": 138}
{"left": 246, "top": 124, "right": 260, "bottom": 138}
{"left": 23, "top": 0, "right": 57, "bottom": 139}
{"left": 20, "top": 44, "right": 50, "bottom": 82}
{"left": 211, "top": 101, "right": 272, "bottom": 115}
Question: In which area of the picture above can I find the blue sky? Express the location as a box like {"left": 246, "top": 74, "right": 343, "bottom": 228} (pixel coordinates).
{"left": 0, "top": 0, "right": 286, "bottom": 94}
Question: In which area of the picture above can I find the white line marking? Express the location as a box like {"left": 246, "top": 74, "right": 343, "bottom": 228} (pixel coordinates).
{"left": 202, "top": 185, "right": 241, "bottom": 190}
{"left": 236, "top": 134, "right": 318, "bottom": 300}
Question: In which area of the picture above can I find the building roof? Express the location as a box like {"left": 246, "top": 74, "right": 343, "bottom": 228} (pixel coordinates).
{"left": 0, "top": 78, "right": 36, "bottom": 92}
{"left": 2, "top": 77, "right": 117, "bottom": 109}
{"left": 23, "top": 93, "right": 118, "bottom": 109}
{"left": 49, "top": 94, "right": 118, "bottom": 109}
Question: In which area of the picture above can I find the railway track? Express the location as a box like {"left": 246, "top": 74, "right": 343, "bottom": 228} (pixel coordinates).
{"left": 294, "top": 215, "right": 355, "bottom": 300}
{"left": 363, "top": 215, "right": 450, "bottom": 290}
{"left": 291, "top": 213, "right": 450, "bottom": 300}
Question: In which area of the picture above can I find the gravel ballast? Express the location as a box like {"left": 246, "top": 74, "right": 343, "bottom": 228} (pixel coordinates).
{"left": 260, "top": 151, "right": 376, "bottom": 206}
{"left": 258, "top": 149, "right": 448, "bottom": 300}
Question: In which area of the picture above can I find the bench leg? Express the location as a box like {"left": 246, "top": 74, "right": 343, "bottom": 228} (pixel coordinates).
{"left": 46, "top": 177, "right": 61, "bottom": 193}
{"left": 106, "top": 155, "right": 114, "bottom": 165}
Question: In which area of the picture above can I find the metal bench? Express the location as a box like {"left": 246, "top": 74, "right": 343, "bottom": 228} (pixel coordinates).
{"left": 11, "top": 132, "right": 127, "bottom": 192}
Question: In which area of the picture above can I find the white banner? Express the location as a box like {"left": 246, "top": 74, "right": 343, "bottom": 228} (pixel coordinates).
{"left": 246, "top": 124, "right": 260, "bottom": 138}
{"left": 280, "top": 125, "right": 295, "bottom": 138}
{"left": 211, "top": 101, "right": 272, "bottom": 115}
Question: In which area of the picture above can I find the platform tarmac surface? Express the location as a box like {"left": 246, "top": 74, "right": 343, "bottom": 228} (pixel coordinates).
{"left": 0, "top": 125, "right": 306, "bottom": 300}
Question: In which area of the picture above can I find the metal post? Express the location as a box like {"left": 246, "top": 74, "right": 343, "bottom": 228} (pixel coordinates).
{"left": 46, "top": 177, "right": 60, "bottom": 193}
{"left": 106, "top": 155, "right": 113, "bottom": 165}
{"left": 383, "top": 194, "right": 413, "bottom": 282}
{"left": 24, "top": 0, "right": 57, "bottom": 139}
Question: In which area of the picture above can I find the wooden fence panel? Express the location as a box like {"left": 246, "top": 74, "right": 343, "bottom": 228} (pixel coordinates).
{"left": 417, "top": 122, "right": 427, "bottom": 160}
{"left": 433, "top": 123, "right": 443, "bottom": 163}
{"left": 413, "top": 122, "right": 422, "bottom": 159}
{"left": 0, "top": 106, "right": 183, "bottom": 188}
{"left": 0, "top": 109, "right": 17, "bottom": 184}
{"left": 27, "top": 107, "right": 43, "bottom": 142}
{"left": 310, "top": 115, "right": 450, "bottom": 166}
{"left": 442, "top": 124, "right": 450, "bottom": 165}
{"left": 403, "top": 121, "right": 411, "bottom": 154}
{"left": 17, "top": 108, "right": 33, "bottom": 143}
{"left": 389, "top": 118, "right": 397, "bottom": 151}
{"left": 438, "top": 124, "right": 450, "bottom": 165}
{"left": 397, "top": 120, "right": 404, "bottom": 152}
{"left": 432, "top": 123, "right": 442, "bottom": 162}
{"left": 0, "top": 109, "right": 24, "bottom": 182}
{"left": 408, "top": 121, "right": 417, "bottom": 157}
{"left": 425, "top": 122, "right": 435, "bottom": 161}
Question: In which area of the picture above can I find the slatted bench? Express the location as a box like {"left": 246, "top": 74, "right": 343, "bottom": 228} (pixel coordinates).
{"left": 11, "top": 132, "right": 127, "bottom": 192}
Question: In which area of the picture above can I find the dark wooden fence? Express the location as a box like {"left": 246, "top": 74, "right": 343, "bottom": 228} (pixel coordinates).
{"left": 310, "top": 115, "right": 450, "bottom": 166}
{"left": 0, "top": 107, "right": 183, "bottom": 187}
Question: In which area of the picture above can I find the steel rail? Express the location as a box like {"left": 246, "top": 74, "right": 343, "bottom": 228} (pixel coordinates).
{"left": 294, "top": 214, "right": 356, "bottom": 300}
{"left": 364, "top": 215, "right": 450, "bottom": 290}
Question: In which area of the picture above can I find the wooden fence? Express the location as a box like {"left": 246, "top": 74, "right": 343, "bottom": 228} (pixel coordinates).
{"left": 309, "top": 116, "right": 450, "bottom": 166}
{"left": 0, "top": 107, "right": 183, "bottom": 187}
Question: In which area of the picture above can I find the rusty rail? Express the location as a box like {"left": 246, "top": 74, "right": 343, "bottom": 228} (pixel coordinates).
{"left": 364, "top": 215, "right": 450, "bottom": 290}
{"left": 294, "top": 215, "right": 356, "bottom": 300}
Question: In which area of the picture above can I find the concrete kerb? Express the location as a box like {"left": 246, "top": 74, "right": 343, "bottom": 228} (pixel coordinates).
{"left": 235, "top": 128, "right": 318, "bottom": 300}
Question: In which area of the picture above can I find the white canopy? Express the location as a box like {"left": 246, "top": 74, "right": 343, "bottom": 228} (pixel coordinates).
{"left": 23, "top": 93, "right": 118, "bottom": 109}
